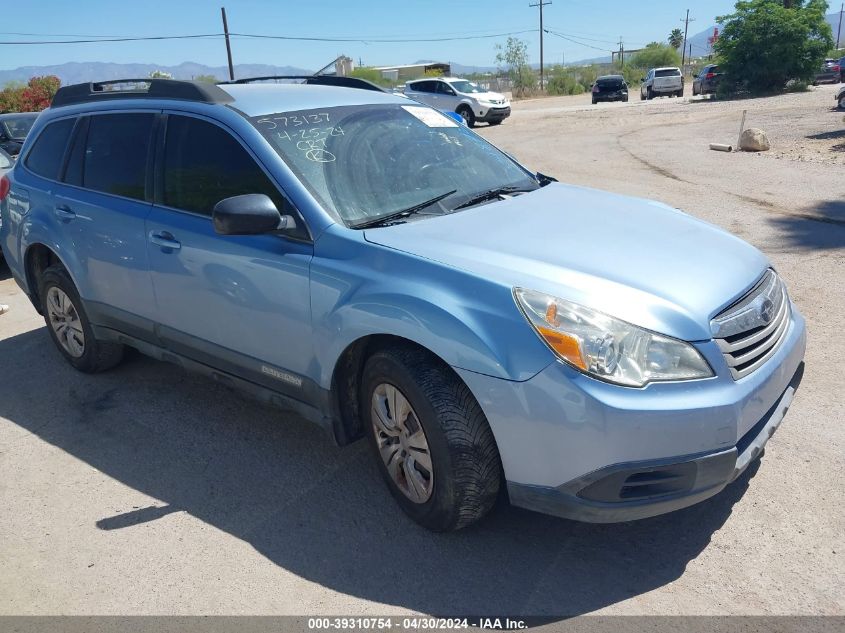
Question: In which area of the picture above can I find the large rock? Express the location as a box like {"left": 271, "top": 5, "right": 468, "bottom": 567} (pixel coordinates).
{"left": 740, "top": 128, "right": 771, "bottom": 151}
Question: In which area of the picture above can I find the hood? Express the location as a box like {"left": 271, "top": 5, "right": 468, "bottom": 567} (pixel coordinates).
{"left": 363, "top": 183, "right": 769, "bottom": 341}
{"left": 472, "top": 91, "right": 508, "bottom": 103}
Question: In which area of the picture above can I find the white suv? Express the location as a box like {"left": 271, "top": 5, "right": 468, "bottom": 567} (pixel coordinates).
{"left": 640, "top": 67, "right": 684, "bottom": 100}
{"left": 404, "top": 77, "right": 511, "bottom": 127}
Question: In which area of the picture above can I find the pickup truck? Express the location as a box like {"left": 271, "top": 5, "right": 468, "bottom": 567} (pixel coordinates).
{"left": 641, "top": 67, "right": 684, "bottom": 100}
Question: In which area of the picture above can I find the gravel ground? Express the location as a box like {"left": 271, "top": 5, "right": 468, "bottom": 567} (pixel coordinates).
{"left": 0, "top": 84, "right": 843, "bottom": 618}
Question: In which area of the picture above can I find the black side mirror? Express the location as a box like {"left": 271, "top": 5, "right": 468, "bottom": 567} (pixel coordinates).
{"left": 212, "top": 194, "right": 295, "bottom": 235}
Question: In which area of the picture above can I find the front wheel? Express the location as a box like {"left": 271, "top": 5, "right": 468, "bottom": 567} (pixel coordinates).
{"left": 362, "top": 346, "right": 501, "bottom": 531}
{"left": 839, "top": 95, "right": 845, "bottom": 110}
{"left": 457, "top": 106, "right": 476, "bottom": 128}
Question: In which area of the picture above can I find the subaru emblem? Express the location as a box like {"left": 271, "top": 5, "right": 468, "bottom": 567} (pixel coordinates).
{"left": 759, "top": 298, "right": 775, "bottom": 324}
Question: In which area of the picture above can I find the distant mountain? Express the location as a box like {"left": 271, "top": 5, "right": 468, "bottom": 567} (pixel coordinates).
{"left": 0, "top": 61, "right": 313, "bottom": 86}
{"left": 686, "top": 11, "right": 842, "bottom": 58}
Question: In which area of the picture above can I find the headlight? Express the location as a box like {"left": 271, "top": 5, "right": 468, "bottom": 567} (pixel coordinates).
{"left": 514, "top": 288, "right": 714, "bottom": 387}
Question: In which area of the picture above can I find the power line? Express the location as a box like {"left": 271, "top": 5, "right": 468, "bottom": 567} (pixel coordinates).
{"left": 0, "top": 34, "right": 223, "bottom": 45}
{"left": 0, "top": 29, "right": 537, "bottom": 46}
{"left": 544, "top": 29, "right": 611, "bottom": 53}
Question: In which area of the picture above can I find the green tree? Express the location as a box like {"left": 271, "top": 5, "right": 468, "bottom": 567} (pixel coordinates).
{"left": 669, "top": 28, "right": 685, "bottom": 49}
{"left": 629, "top": 42, "right": 682, "bottom": 70}
{"left": 715, "top": 0, "right": 833, "bottom": 93}
{"left": 0, "top": 81, "right": 26, "bottom": 112}
{"left": 149, "top": 70, "right": 173, "bottom": 79}
{"left": 349, "top": 67, "right": 393, "bottom": 88}
{"left": 194, "top": 74, "right": 219, "bottom": 83}
{"left": 495, "top": 36, "right": 537, "bottom": 97}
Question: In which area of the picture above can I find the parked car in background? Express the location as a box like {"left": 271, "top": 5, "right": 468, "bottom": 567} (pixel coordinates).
{"left": 840, "top": 56, "right": 845, "bottom": 83}
{"left": 837, "top": 85, "right": 845, "bottom": 110}
{"left": 0, "top": 77, "right": 806, "bottom": 531}
{"left": 404, "top": 77, "right": 510, "bottom": 127}
{"left": 0, "top": 147, "right": 11, "bottom": 259}
{"left": 692, "top": 64, "right": 721, "bottom": 96}
{"left": 591, "top": 75, "right": 628, "bottom": 104}
{"left": 0, "top": 112, "right": 39, "bottom": 156}
{"left": 640, "top": 67, "right": 684, "bottom": 100}
{"left": 813, "top": 59, "right": 841, "bottom": 85}
{"left": 0, "top": 147, "right": 13, "bottom": 177}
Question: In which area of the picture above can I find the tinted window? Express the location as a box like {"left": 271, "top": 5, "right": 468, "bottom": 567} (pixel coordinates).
{"left": 436, "top": 82, "right": 455, "bottom": 95}
{"left": 163, "top": 115, "right": 287, "bottom": 217}
{"left": 655, "top": 69, "right": 681, "bottom": 77}
{"left": 25, "top": 118, "right": 75, "bottom": 180}
{"left": 597, "top": 77, "right": 624, "bottom": 90}
{"left": 83, "top": 114, "right": 154, "bottom": 200}
{"left": 410, "top": 81, "right": 435, "bottom": 93}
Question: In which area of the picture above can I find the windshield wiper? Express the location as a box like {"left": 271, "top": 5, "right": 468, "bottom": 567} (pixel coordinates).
{"left": 350, "top": 189, "right": 457, "bottom": 229}
{"left": 451, "top": 186, "right": 535, "bottom": 211}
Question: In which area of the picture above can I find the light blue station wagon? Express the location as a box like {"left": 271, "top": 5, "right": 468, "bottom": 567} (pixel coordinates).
{"left": 0, "top": 77, "right": 806, "bottom": 530}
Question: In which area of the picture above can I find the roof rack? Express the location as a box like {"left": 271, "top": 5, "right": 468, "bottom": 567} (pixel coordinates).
{"left": 217, "top": 75, "right": 386, "bottom": 93}
{"left": 51, "top": 78, "right": 235, "bottom": 108}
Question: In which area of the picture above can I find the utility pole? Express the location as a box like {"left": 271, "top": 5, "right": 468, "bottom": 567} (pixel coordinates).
{"left": 221, "top": 7, "right": 234, "bottom": 81}
{"left": 618, "top": 37, "right": 624, "bottom": 67}
{"left": 680, "top": 10, "right": 696, "bottom": 73}
{"left": 837, "top": 2, "right": 843, "bottom": 49}
{"left": 529, "top": 0, "right": 552, "bottom": 90}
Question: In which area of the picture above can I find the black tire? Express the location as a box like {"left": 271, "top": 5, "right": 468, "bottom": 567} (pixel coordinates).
{"left": 361, "top": 346, "right": 501, "bottom": 531}
{"left": 647, "top": 87, "right": 653, "bottom": 100}
{"left": 592, "top": 99, "right": 597, "bottom": 105}
{"left": 839, "top": 95, "right": 845, "bottom": 110}
{"left": 457, "top": 106, "right": 476, "bottom": 128}
{"left": 677, "top": 89, "right": 684, "bottom": 98}
{"left": 38, "top": 265, "right": 124, "bottom": 373}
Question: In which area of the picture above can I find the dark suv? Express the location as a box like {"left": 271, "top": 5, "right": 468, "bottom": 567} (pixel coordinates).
{"left": 693, "top": 64, "right": 721, "bottom": 96}
{"left": 591, "top": 75, "right": 628, "bottom": 104}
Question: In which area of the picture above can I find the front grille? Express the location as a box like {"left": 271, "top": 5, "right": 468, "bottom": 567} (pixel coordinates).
{"left": 711, "top": 270, "right": 791, "bottom": 380}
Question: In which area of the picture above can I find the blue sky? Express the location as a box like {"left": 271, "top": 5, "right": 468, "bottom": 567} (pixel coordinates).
{"left": 2, "top": 0, "right": 740, "bottom": 71}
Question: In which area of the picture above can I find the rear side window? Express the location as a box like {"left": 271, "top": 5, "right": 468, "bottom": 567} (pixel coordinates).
{"left": 25, "top": 118, "right": 75, "bottom": 180}
{"left": 83, "top": 114, "right": 154, "bottom": 201}
{"left": 163, "top": 115, "right": 287, "bottom": 217}
{"left": 410, "top": 81, "right": 435, "bottom": 93}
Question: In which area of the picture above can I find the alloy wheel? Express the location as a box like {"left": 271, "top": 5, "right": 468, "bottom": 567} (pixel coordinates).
{"left": 371, "top": 382, "right": 434, "bottom": 504}
{"left": 46, "top": 286, "right": 85, "bottom": 358}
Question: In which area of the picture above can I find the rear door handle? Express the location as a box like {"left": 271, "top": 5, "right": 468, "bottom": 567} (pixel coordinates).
{"left": 54, "top": 205, "right": 76, "bottom": 221}
{"left": 148, "top": 230, "right": 181, "bottom": 251}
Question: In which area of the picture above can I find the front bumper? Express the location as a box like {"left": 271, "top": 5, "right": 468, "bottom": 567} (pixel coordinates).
{"left": 476, "top": 106, "right": 511, "bottom": 123}
{"left": 508, "top": 361, "right": 803, "bottom": 522}
{"left": 456, "top": 305, "right": 806, "bottom": 523}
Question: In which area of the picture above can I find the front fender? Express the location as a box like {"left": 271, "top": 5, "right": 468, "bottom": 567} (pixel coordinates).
{"left": 309, "top": 226, "right": 554, "bottom": 389}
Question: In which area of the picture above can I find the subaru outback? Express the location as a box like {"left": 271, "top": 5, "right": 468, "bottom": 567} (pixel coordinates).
{"left": 0, "top": 77, "right": 805, "bottom": 531}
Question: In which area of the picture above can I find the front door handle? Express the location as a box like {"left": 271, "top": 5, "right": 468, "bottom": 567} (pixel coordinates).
{"left": 149, "top": 230, "right": 181, "bottom": 251}
{"left": 54, "top": 205, "right": 76, "bottom": 221}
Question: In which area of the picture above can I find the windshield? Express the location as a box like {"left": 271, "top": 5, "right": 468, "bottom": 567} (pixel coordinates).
{"left": 448, "top": 80, "right": 484, "bottom": 94}
{"left": 1, "top": 114, "right": 37, "bottom": 139}
{"left": 251, "top": 104, "right": 537, "bottom": 227}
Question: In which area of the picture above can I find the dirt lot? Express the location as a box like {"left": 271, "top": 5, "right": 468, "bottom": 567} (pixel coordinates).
{"left": 1, "top": 85, "right": 843, "bottom": 618}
